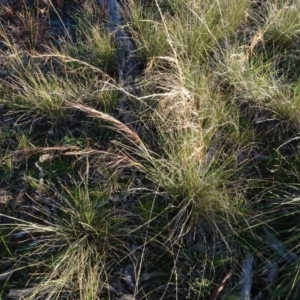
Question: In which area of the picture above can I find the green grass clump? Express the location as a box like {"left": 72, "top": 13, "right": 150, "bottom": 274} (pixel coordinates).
{"left": 263, "top": 1, "right": 300, "bottom": 51}
{"left": 0, "top": 179, "right": 132, "bottom": 300}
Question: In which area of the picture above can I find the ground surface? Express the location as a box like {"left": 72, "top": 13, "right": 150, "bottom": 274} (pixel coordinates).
{"left": 1, "top": 0, "right": 300, "bottom": 299}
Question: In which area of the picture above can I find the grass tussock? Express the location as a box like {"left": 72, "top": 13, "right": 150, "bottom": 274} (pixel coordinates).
{"left": 1, "top": 0, "right": 300, "bottom": 299}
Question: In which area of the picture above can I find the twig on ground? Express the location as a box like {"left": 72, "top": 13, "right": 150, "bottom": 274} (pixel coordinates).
{"left": 241, "top": 255, "right": 254, "bottom": 300}
{"left": 209, "top": 262, "right": 237, "bottom": 300}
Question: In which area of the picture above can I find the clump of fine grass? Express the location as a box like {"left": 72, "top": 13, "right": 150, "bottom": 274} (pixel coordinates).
{"left": 58, "top": 17, "right": 117, "bottom": 74}
{"left": 124, "top": 1, "right": 170, "bottom": 64}
{"left": 0, "top": 49, "right": 118, "bottom": 128}
{"left": 213, "top": 38, "right": 300, "bottom": 124}
{"left": 0, "top": 174, "right": 134, "bottom": 300}
{"left": 262, "top": 0, "right": 300, "bottom": 51}
{"left": 164, "top": 0, "right": 249, "bottom": 64}
{"left": 126, "top": 0, "right": 249, "bottom": 65}
{"left": 0, "top": 0, "right": 119, "bottom": 128}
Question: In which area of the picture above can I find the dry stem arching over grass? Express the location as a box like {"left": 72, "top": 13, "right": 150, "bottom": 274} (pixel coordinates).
{"left": 1, "top": 0, "right": 300, "bottom": 299}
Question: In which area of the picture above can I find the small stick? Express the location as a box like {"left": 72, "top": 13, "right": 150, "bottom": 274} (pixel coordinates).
{"left": 209, "top": 262, "right": 237, "bottom": 300}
